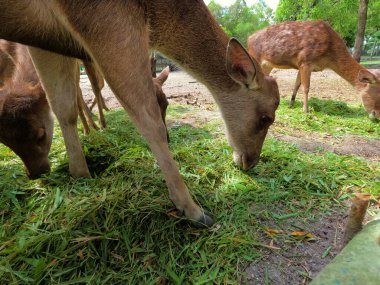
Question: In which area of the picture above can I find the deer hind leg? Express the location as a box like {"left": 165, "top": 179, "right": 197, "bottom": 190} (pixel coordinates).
{"left": 75, "top": 13, "right": 212, "bottom": 226}
{"left": 290, "top": 71, "right": 302, "bottom": 107}
{"left": 77, "top": 84, "right": 100, "bottom": 134}
{"left": 28, "top": 47, "right": 90, "bottom": 178}
{"left": 299, "top": 64, "right": 312, "bottom": 113}
{"left": 75, "top": 62, "right": 99, "bottom": 134}
{"left": 83, "top": 61, "right": 107, "bottom": 128}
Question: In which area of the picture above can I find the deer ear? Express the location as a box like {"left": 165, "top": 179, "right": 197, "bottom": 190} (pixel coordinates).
{"left": 156, "top": 66, "right": 170, "bottom": 85}
{"left": 358, "top": 69, "right": 378, "bottom": 84}
{"left": 226, "top": 38, "right": 259, "bottom": 90}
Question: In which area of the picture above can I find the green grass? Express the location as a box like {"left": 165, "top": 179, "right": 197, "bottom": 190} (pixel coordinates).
{"left": 361, "top": 60, "right": 380, "bottom": 65}
{"left": 274, "top": 98, "right": 380, "bottom": 138}
{"left": 0, "top": 104, "right": 379, "bottom": 284}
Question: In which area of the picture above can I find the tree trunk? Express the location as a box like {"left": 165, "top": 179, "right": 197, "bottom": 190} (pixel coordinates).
{"left": 150, "top": 52, "right": 157, "bottom": 78}
{"left": 352, "top": 0, "right": 369, "bottom": 62}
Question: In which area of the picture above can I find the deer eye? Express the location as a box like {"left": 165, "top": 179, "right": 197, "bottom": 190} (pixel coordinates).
{"left": 261, "top": 115, "right": 273, "bottom": 124}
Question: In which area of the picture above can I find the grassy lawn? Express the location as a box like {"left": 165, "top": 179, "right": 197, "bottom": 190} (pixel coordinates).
{"left": 0, "top": 102, "right": 379, "bottom": 284}
{"left": 274, "top": 98, "right": 380, "bottom": 138}
{"left": 361, "top": 60, "right": 380, "bottom": 65}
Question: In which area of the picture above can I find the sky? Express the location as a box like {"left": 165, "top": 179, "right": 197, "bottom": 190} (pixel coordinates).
{"left": 204, "top": 0, "right": 279, "bottom": 11}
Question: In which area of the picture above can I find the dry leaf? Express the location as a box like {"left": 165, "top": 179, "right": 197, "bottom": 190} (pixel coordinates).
{"left": 77, "top": 249, "right": 84, "bottom": 260}
{"left": 264, "top": 227, "right": 282, "bottom": 237}
{"left": 46, "top": 258, "right": 58, "bottom": 268}
{"left": 290, "top": 231, "right": 315, "bottom": 239}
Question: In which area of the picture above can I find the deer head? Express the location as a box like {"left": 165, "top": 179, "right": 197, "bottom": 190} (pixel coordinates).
{"left": 358, "top": 69, "right": 380, "bottom": 121}
{"left": 224, "top": 39, "right": 280, "bottom": 170}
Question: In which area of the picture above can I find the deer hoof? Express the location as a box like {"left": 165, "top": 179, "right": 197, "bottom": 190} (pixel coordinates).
{"left": 194, "top": 212, "right": 214, "bottom": 228}
{"left": 176, "top": 209, "right": 214, "bottom": 228}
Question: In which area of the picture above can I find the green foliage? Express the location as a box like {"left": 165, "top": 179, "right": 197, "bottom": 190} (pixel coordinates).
{"left": 275, "top": 0, "right": 380, "bottom": 48}
{"left": 208, "top": 0, "right": 274, "bottom": 45}
{"left": 0, "top": 104, "right": 379, "bottom": 283}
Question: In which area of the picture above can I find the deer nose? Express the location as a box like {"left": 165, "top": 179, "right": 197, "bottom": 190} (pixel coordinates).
{"left": 233, "top": 152, "right": 259, "bottom": 170}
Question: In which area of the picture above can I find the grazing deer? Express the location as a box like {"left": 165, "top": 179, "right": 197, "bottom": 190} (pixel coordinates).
{"left": 248, "top": 20, "right": 380, "bottom": 117}
{"left": 0, "top": 40, "right": 171, "bottom": 178}
{"left": 360, "top": 69, "right": 380, "bottom": 120}
{"left": 0, "top": 1, "right": 280, "bottom": 226}
{"left": 0, "top": 40, "right": 54, "bottom": 178}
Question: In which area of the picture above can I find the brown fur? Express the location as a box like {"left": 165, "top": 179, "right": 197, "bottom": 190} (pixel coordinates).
{"left": 248, "top": 20, "right": 380, "bottom": 116}
{"left": 0, "top": 1, "right": 280, "bottom": 225}
{"left": 0, "top": 40, "right": 53, "bottom": 178}
{"left": 359, "top": 69, "right": 380, "bottom": 120}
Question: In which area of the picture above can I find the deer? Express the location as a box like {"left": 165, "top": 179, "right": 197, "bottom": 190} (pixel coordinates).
{"left": 247, "top": 20, "right": 380, "bottom": 118}
{"left": 0, "top": 0, "right": 280, "bottom": 226}
{"left": 0, "top": 40, "right": 54, "bottom": 179}
{"left": 0, "top": 40, "right": 171, "bottom": 178}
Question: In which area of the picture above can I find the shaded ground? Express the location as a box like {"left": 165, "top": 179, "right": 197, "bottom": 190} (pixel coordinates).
{"left": 244, "top": 208, "right": 347, "bottom": 285}
{"left": 80, "top": 69, "right": 378, "bottom": 284}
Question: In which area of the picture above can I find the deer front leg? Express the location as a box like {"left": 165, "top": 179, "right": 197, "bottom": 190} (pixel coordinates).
{"left": 299, "top": 64, "right": 312, "bottom": 113}
{"left": 28, "top": 48, "right": 91, "bottom": 178}
{"left": 290, "top": 71, "right": 301, "bottom": 107}
{"left": 77, "top": 30, "right": 212, "bottom": 227}
{"left": 105, "top": 67, "right": 211, "bottom": 226}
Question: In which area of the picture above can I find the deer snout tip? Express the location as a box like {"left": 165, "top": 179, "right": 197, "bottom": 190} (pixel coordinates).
{"left": 233, "top": 152, "right": 259, "bottom": 170}
{"left": 369, "top": 111, "right": 378, "bottom": 122}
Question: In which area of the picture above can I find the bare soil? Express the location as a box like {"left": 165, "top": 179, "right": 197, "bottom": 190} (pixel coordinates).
{"left": 79, "top": 69, "right": 378, "bottom": 284}
{"left": 243, "top": 208, "right": 348, "bottom": 285}
{"left": 81, "top": 69, "right": 380, "bottom": 162}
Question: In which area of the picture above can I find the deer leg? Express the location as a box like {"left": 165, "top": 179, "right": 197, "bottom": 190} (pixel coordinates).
{"left": 299, "top": 65, "right": 312, "bottom": 113}
{"left": 77, "top": 90, "right": 91, "bottom": 135}
{"left": 76, "top": 62, "right": 99, "bottom": 133}
{"left": 99, "top": 93, "right": 109, "bottom": 111}
{"left": 74, "top": 14, "right": 212, "bottom": 226}
{"left": 89, "top": 97, "right": 97, "bottom": 111}
{"left": 290, "top": 71, "right": 301, "bottom": 107}
{"left": 77, "top": 85, "right": 100, "bottom": 132}
{"left": 83, "top": 61, "right": 107, "bottom": 128}
{"left": 28, "top": 47, "right": 91, "bottom": 178}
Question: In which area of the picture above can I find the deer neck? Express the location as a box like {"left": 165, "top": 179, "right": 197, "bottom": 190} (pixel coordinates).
{"left": 330, "top": 54, "right": 366, "bottom": 90}
{"left": 148, "top": 2, "right": 237, "bottom": 99}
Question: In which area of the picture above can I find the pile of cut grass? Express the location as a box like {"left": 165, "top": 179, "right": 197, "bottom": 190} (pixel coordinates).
{"left": 0, "top": 103, "right": 379, "bottom": 284}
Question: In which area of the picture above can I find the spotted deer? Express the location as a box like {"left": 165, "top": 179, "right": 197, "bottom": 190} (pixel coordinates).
{"left": 248, "top": 20, "right": 380, "bottom": 118}
{"left": 0, "top": 0, "right": 280, "bottom": 226}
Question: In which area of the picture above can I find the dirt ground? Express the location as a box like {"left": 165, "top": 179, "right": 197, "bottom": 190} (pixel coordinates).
{"left": 80, "top": 69, "right": 379, "bottom": 284}
{"left": 81, "top": 68, "right": 380, "bottom": 162}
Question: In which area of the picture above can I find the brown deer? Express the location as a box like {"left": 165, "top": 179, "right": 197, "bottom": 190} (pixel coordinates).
{"left": 0, "top": 1, "right": 280, "bottom": 226}
{"left": 0, "top": 40, "right": 171, "bottom": 177}
{"left": 248, "top": 20, "right": 380, "bottom": 117}
{"left": 359, "top": 69, "right": 380, "bottom": 120}
{"left": 0, "top": 40, "right": 54, "bottom": 178}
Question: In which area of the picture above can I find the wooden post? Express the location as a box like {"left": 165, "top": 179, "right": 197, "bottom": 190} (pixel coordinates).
{"left": 343, "top": 193, "right": 371, "bottom": 245}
